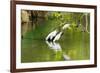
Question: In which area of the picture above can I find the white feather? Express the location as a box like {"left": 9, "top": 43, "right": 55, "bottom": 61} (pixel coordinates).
{"left": 46, "top": 30, "right": 57, "bottom": 40}
{"left": 46, "top": 24, "right": 71, "bottom": 41}
{"left": 62, "top": 24, "right": 70, "bottom": 30}
{"left": 53, "top": 32, "right": 62, "bottom": 42}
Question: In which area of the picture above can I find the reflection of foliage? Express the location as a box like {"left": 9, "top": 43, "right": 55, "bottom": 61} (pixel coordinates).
{"left": 21, "top": 29, "right": 90, "bottom": 62}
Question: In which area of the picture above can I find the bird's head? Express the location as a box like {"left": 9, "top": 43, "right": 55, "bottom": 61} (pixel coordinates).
{"left": 62, "top": 24, "right": 71, "bottom": 30}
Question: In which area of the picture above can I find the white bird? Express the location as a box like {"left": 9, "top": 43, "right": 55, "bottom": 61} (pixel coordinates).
{"left": 46, "top": 24, "right": 71, "bottom": 42}
{"left": 53, "top": 32, "right": 63, "bottom": 42}
{"left": 46, "top": 30, "right": 58, "bottom": 41}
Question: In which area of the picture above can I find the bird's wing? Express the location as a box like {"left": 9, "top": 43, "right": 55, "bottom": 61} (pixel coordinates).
{"left": 46, "top": 30, "right": 57, "bottom": 40}
{"left": 53, "top": 32, "right": 62, "bottom": 42}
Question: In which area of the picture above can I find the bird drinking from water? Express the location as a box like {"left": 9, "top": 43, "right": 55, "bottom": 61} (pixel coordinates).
{"left": 46, "top": 24, "right": 71, "bottom": 42}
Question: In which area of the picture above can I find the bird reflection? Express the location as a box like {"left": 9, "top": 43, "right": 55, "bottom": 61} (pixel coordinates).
{"left": 46, "top": 41, "right": 61, "bottom": 52}
{"left": 46, "top": 41, "right": 70, "bottom": 61}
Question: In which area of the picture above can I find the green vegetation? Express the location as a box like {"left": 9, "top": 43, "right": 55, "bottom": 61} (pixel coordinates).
{"left": 21, "top": 10, "right": 90, "bottom": 63}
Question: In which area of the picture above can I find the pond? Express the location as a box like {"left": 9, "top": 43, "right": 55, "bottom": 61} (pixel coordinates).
{"left": 21, "top": 23, "right": 90, "bottom": 63}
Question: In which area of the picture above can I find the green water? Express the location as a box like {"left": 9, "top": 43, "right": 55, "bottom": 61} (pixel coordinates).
{"left": 21, "top": 19, "right": 90, "bottom": 63}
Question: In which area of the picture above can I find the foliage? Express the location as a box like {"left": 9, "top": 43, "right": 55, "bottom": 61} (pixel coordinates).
{"left": 21, "top": 11, "right": 90, "bottom": 62}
